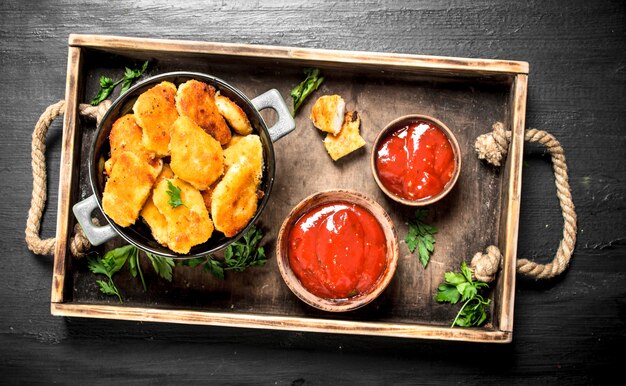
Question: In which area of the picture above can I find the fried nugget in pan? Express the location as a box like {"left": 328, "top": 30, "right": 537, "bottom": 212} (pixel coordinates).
{"left": 140, "top": 164, "right": 175, "bottom": 248}
{"left": 152, "top": 178, "right": 214, "bottom": 254}
{"left": 223, "top": 134, "right": 264, "bottom": 184}
{"left": 170, "top": 116, "right": 224, "bottom": 190}
{"left": 215, "top": 92, "right": 253, "bottom": 135}
{"left": 211, "top": 162, "right": 258, "bottom": 238}
{"left": 104, "top": 114, "right": 161, "bottom": 176}
{"left": 133, "top": 81, "right": 179, "bottom": 156}
{"left": 140, "top": 198, "right": 169, "bottom": 248}
{"left": 175, "top": 80, "right": 232, "bottom": 145}
{"left": 102, "top": 151, "right": 160, "bottom": 227}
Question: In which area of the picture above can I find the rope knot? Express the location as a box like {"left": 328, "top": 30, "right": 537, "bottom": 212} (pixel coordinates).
{"left": 470, "top": 245, "right": 502, "bottom": 283}
{"left": 474, "top": 121, "right": 511, "bottom": 167}
{"left": 78, "top": 100, "right": 112, "bottom": 126}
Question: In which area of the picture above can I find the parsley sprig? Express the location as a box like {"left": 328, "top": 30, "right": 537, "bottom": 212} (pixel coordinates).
{"left": 87, "top": 245, "right": 174, "bottom": 303}
{"left": 90, "top": 61, "right": 149, "bottom": 105}
{"left": 290, "top": 68, "right": 324, "bottom": 116}
{"left": 436, "top": 261, "right": 491, "bottom": 327}
{"left": 405, "top": 209, "right": 437, "bottom": 268}
{"left": 181, "top": 226, "right": 267, "bottom": 279}
{"left": 166, "top": 180, "right": 184, "bottom": 208}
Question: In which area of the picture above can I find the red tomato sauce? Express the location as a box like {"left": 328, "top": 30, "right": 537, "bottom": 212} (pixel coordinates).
{"left": 288, "top": 202, "right": 387, "bottom": 299}
{"left": 375, "top": 120, "right": 456, "bottom": 201}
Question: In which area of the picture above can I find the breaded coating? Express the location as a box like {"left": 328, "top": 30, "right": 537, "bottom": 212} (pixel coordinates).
{"left": 310, "top": 95, "right": 346, "bottom": 135}
{"left": 140, "top": 164, "right": 176, "bottom": 248}
{"left": 215, "top": 92, "right": 253, "bottom": 135}
{"left": 133, "top": 81, "right": 179, "bottom": 156}
{"left": 102, "top": 152, "right": 159, "bottom": 227}
{"left": 154, "top": 163, "right": 175, "bottom": 185}
{"left": 152, "top": 178, "right": 214, "bottom": 254}
{"left": 175, "top": 80, "right": 232, "bottom": 145}
{"left": 140, "top": 198, "right": 169, "bottom": 247}
{"left": 170, "top": 116, "right": 224, "bottom": 190}
{"left": 323, "top": 111, "right": 366, "bottom": 161}
{"left": 223, "top": 134, "right": 264, "bottom": 184}
{"left": 104, "top": 114, "right": 160, "bottom": 176}
{"left": 200, "top": 186, "right": 215, "bottom": 214}
{"left": 211, "top": 162, "right": 258, "bottom": 237}
{"left": 224, "top": 134, "right": 244, "bottom": 149}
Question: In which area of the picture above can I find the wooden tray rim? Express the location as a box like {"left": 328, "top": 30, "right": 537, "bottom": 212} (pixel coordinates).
{"left": 52, "top": 34, "right": 526, "bottom": 343}
{"left": 69, "top": 34, "right": 529, "bottom": 76}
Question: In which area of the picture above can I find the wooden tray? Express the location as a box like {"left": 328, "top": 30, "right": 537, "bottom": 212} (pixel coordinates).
{"left": 51, "top": 34, "right": 527, "bottom": 343}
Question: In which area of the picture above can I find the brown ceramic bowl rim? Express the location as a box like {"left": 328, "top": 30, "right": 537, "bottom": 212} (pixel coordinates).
{"left": 370, "top": 114, "right": 462, "bottom": 206}
{"left": 276, "top": 189, "right": 399, "bottom": 312}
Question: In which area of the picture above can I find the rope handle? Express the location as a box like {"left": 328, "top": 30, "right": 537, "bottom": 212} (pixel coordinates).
{"left": 25, "top": 100, "right": 111, "bottom": 257}
{"left": 471, "top": 122, "right": 577, "bottom": 281}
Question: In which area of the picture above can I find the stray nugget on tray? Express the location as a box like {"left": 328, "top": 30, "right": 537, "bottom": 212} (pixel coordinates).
{"left": 323, "top": 111, "right": 366, "bottom": 161}
{"left": 170, "top": 116, "right": 224, "bottom": 190}
{"left": 175, "top": 80, "right": 232, "bottom": 145}
{"left": 133, "top": 81, "right": 179, "bottom": 156}
{"left": 215, "top": 92, "right": 253, "bottom": 135}
{"left": 102, "top": 151, "right": 161, "bottom": 227}
{"left": 310, "top": 95, "right": 346, "bottom": 135}
{"left": 223, "top": 134, "right": 264, "bottom": 184}
{"left": 105, "top": 114, "right": 161, "bottom": 176}
{"left": 211, "top": 162, "right": 259, "bottom": 237}
{"left": 152, "top": 178, "right": 214, "bottom": 254}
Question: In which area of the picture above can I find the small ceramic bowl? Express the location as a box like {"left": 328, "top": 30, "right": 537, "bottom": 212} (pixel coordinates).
{"left": 370, "top": 114, "right": 462, "bottom": 206}
{"left": 276, "top": 189, "right": 399, "bottom": 312}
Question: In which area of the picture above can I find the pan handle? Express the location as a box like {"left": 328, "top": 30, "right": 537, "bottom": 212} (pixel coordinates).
{"left": 251, "top": 89, "right": 295, "bottom": 142}
{"left": 72, "top": 195, "right": 117, "bottom": 246}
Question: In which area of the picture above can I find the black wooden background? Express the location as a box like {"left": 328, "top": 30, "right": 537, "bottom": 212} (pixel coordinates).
{"left": 1, "top": 0, "right": 624, "bottom": 384}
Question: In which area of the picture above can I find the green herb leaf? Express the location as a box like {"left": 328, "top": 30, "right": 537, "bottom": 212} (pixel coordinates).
{"left": 435, "top": 283, "right": 461, "bottom": 304}
{"left": 95, "top": 279, "right": 120, "bottom": 301}
{"left": 88, "top": 245, "right": 138, "bottom": 303}
{"left": 128, "top": 248, "right": 146, "bottom": 292}
{"left": 223, "top": 226, "right": 267, "bottom": 272}
{"left": 180, "top": 257, "right": 206, "bottom": 268}
{"left": 436, "top": 261, "right": 491, "bottom": 327}
{"left": 146, "top": 252, "right": 175, "bottom": 282}
{"left": 444, "top": 272, "right": 466, "bottom": 286}
{"left": 90, "top": 61, "right": 149, "bottom": 105}
{"left": 203, "top": 257, "right": 225, "bottom": 280}
{"left": 90, "top": 76, "right": 121, "bottom": 105}
{"left": 120, "top": 60, "right": 149, "bottom": 94}
{"left": 166, "top": 180, "right": 184, "bottom": 208}
{"left": 405, "top": 209, "right": 438, "bottom": 268}
{"left": 290, "top": 68, "right": 324, "bottom": 116}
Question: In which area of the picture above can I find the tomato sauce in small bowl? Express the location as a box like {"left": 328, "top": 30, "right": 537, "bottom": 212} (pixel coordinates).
{"left": 276, "top": 190, "right": 399, "bottom": 312}
{"left": 371, "top": 115, "right": 461, "bottom": 206}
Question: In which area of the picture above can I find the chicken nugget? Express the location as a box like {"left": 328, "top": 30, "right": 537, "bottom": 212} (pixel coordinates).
{"left": 152, "top": 178, "right": 214, "bottom": 254}
{"left": 140, "top": 164, "right": 175, "bottom": 248}
{"left": 310, "top": 95, "right": 346, "bottom": 135}
{"left": 133, "top": 81, "right": 179, "bottom": 156}
{"left": 323, "top": 111, "right": 366, "bottom": 161}
{"left": 170, "top": 116, "right": 224, "bottom": 190}
{"left": 105, "top": 114, "right": 161, "bottom": 176}
{"left": 211, "top": 162, "right": 258, "bottom": 237}
{"left": 223, "top": 134, "right": 264, "bottom": 184}
{"left": 215, "top": 92, "right": 253, "bottom": 135}
{"left": 175, "top": 80, "right": 232, "bottom": 145}
{"left": 140, "top": 198, "right": 169, "bottom": 248}
{"left": 102, "top": 152, "right": 159, "bottom": 227}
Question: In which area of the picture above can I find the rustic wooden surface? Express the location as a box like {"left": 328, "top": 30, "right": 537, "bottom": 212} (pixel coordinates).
{"left": 1, "top": 0, "right": 624, "bottom": 383}
{"left": 61, "top": 42, "right": 517, "bottom": 338}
